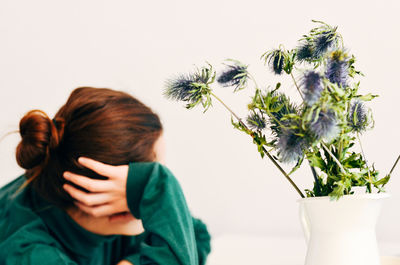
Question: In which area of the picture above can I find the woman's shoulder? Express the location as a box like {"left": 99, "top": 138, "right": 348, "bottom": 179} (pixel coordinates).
{"left": 0, "top": 175, "right": 26, "bottom": 200}
{"left": 0, "top": 215, "right": 74, "bottom": 265}
{"left": 0, "top": 175, "right": 30, "bottom": 219}
{"left": 0, "top": 199, "right": 62, "bottom": 263}
{"left": 0, "top": 175, "right": 36, "bottom": 216}
{"left": 0, "top": 175, "right": 58, "bottom": 246}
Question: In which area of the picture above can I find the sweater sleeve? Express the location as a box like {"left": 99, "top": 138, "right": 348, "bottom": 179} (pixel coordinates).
{"left": 192, "top": 217, "right": 211, "bottom": 265}
{"left": 123, "top": 217, "right": 212, "bottom": 265}
{"left": 124, "top": 162, "right": 199, "bottom": 265}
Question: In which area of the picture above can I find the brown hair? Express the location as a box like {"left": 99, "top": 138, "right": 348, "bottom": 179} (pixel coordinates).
{"left": 16, "top": 87, "right": 163, "bottom": 208}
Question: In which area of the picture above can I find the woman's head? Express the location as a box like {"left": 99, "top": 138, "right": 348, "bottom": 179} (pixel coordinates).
{"left": 16, "top": 87, "right": 163, "bottom": 209}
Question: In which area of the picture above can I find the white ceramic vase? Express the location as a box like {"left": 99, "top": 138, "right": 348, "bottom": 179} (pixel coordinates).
{"left": 299, "top": 193, "right": 390, "bottom": 265}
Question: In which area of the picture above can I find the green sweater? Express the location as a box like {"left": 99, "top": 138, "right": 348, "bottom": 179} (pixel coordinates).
{"left": 0, "top": 162, "right": 211, "bottom": 265}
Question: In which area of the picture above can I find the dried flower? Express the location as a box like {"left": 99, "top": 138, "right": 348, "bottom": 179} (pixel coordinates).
{"left": 325, "top": 50, "right": 348, "bottom": 87}
{"left": 277, "top": 127, "right": 307, "bottom": 163}
{"left": 301, "top": 71, "right": 324, "bottom": 106}
{"left": 264, "top": 49, "right": 285, "bottom": 75}
{"left": 164, "top": 74, "right": 198, "bottom": 102}
{"left": 247, "top": 112, "right": 266, "bottom": 131}
{"left": 348, "top": 100, "right": 369, "bottom": 132}
{"left": 217, "top": 60, "right": 248, "bottom": 92}
{"left": 313, "top": 32, "right": 337, "bottom": 58}
{"left": 309, "top": 109, "right": 339, "bottom": 141}
{"left": 164, "top": 64, "right": 215, "bottom": 110}
{"left": 267, "top": 92, "right": 298, "bottom": 137}
{"left": 297, "top": 21, "right": 341, "bottom": 61}
{"left": 296, "top": 42, "right": 314, "bottom": 62}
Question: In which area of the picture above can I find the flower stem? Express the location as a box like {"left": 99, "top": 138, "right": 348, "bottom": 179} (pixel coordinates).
{"left": 248, "top": 73, "right": 260, "bottom": 90}
{"left": 209, "top": 91, "right": 305, "bottom": 198}
{"left": 309, "top": 163, "right": 321, "bottom": 196}
{"left": 389, "top": 154, "right": 400, "bottom": 176}
{"left": 289, "top": 71, "right": 322, "bottom": 195}
{"left": 261, "top": 145, "right": 305, "bottom": 198}
{"left": 357, "top": 133, "right": 372, "bottom": 192}
{"left": 290, "top": 72, "right": 304, "bottom": 101}
{"left": 321, "top": 142, "right": 346, "bottom": 173}
{"left": 210, "top": 92, "right": 245, "bottom": 126}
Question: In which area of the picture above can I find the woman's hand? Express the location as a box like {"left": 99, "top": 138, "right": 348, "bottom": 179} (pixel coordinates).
{"left": 63, "top": 157, "right": 130, "bottom": 218}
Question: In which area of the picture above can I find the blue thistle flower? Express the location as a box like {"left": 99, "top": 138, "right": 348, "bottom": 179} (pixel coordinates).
{"left": 301, "top": 71, "right": 324, "bottom": 106}
{"left": 267, "top": 92, "right": 298, "bottom": 137}
{"left": 296, "top": 42, "right": 314, "bottom": 62}
{"left": 263, "top": 91, "right": 306, "bottom": 163}
{"left": 312, "top": 32, "right": 337, "bottom": 58}
{"left": 325, "top": 50, "right": 348, "bottom": 87}
{"left": 348, "top": 100, "right": 369, "bottom": 132}
{"left": 164, "top": 74, "right": 198, "bottom": 102}
{"left": 247, "top": 112, "right": 266, "bottom": 131}
{"left": 164, "top": 64, "right": 215, "bottom": 110}
{"left": 298, "top": 21, "right": 341, "bottom": 60}
{"left": 264, "top": 49, "right": 285, "bottom": 75}
{"left": 277, "top": 127, "right": 307, "bottom": 163}
{"left": 217, "top": 61, "right": 248, "bottom": 92}
{"left": 309, "top": 109, "right": 339, "bottom": 141}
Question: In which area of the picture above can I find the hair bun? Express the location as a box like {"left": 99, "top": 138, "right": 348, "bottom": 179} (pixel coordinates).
{"left": 16, "top": 110, "right": 62, "bottom": 170}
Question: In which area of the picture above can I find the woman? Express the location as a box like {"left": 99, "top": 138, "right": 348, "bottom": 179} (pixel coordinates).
{"left": 0, "top": 87, "right": 211, "bottom": 265}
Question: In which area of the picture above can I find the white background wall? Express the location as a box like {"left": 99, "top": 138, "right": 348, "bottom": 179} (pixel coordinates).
{"left": 0, "top": 0, "right": 399, "bottom": 243}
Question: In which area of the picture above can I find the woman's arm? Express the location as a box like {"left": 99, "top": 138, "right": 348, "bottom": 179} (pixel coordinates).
{"left": 192, "top": 217, "right": 212, "bottom": 265}
{"left": 124, "top": 162, "right": 199, "bottom": 265}
{"left": 118, "top": 216, "right": 211, "bottom": 265}
{"left": 63, "top": 159, "right": 202, "bottom": 265}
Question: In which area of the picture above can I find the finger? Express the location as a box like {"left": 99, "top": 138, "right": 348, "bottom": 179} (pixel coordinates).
{"left": 63, "top": 171, "right": 111, "bottom": 192}
{"left": 78, "top": 157, "right": 120, "bottom": 178}
{"left": 63, "top": 184, "right": 114, "bottom": 206}
{"left": 74, "top": 201, "right": 120, "bottom": 217}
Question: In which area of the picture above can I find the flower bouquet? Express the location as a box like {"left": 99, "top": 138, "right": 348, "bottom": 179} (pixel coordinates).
{"left": 164, "top": 20, "right": 399, "bottom": 200}
{"left": 164, "top": 20, "right": 399, "bottom": 265}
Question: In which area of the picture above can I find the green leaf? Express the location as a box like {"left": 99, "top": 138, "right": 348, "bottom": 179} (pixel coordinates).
{"left": 374, "top": 174, "right": 390, "bottom": 187}
{"left": 289, "top": 156, "right": 304, "bottom": 175}
{"left": 329, "top": 178, "right": 352, "bottom": 200}
{"left": 342, "top": 152, "right": 365, "bottom": 168}
{"left": 307, "top": 152, "right": 326, "bottom": 171}
{"left": 355, "top": 93, "right": 378, "bottom": 101}
{"left": 330, "top": 182, "right": 345, "bottom": 200}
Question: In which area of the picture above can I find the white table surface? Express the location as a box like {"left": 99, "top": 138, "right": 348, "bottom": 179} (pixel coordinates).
{"left": 207, "top": 235, "right": 400, "bottom": 265}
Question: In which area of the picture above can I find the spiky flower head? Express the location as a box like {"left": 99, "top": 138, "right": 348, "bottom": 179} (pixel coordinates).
{"left": 313, "top": 30, "right": 337, "bottom": 58}
{"left": 309, "top": 20, "right": 340, "bottom": 59}
{"left": 309, "top": 109, "right": 340, "bottom": 141}
{"left": 164, "top": 74, "right": 197, "bottom": 102}
{"left": 348, "top": 100, "right": 369, "bottom": 133}
{"left": 297, "top": 20, "right": 341, "bottom": 61}
{"left": 262, "top": 49, "right": 285, "bottom": 75}
{"left": 264, "top": 91, "right": 298, "bottom": 137}
{"left": 247, "top": 112, "right": 266, "bottom": 131}
{"left": 301, "top": 71, "right": 324, "bottom": 106}
{"left": 326, "top": 50, "right": 349, "bottom": 87}
{"left": 296, "top": 42, "right": 314, "bottom": 62}
{"left": 217, "top": 60, "right": 249, "bottom": 92}
{"left": 276, "top": 126, "right": 308, "bottom": 163}
{"left": 164, "top": 64, "right": 215, "bottom": 110}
